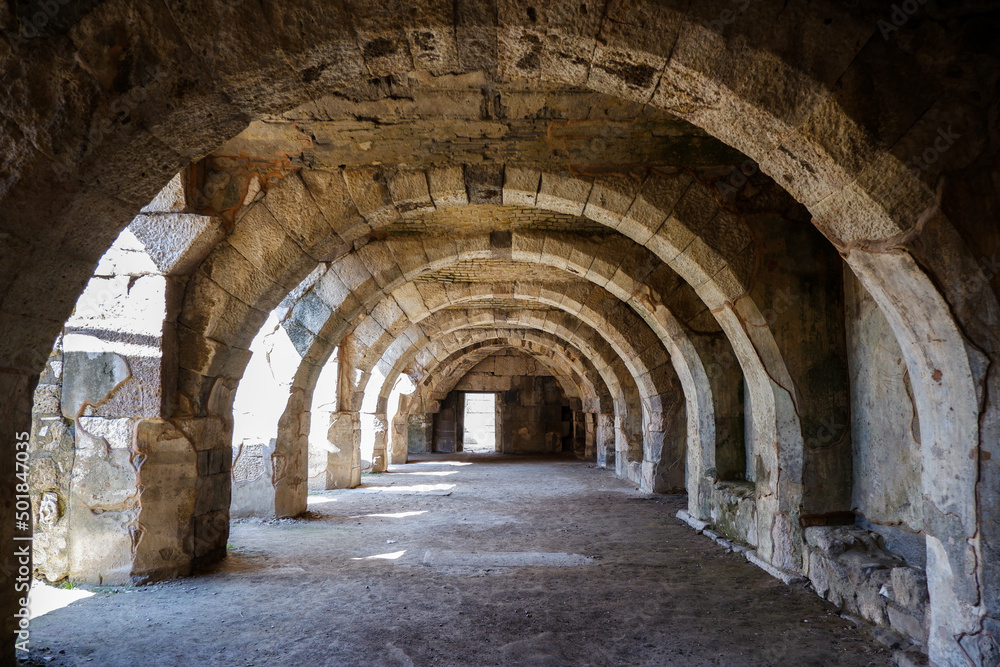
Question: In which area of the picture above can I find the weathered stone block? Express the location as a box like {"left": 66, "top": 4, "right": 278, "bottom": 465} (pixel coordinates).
{"left": 428, "top": 166, "right": 468, "bottom": 208}
{"left": 537, "top": 171, "right": 591, "bottom": 216}
{"left": 388, "top": 169, "right": 435, "bottom": 217}
{"left": 466, "top": 164, "right": 504, "bottom": 205}
{"left": 891, "top": 566, "right": 930, "bottom": 612}
{"left": 503, "top": 165, "right": 541, "bottom": 206}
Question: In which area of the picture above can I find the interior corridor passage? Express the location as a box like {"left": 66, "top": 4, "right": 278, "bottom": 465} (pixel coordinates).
{"left": 23, "top": 455, "right": 890, "bottom": 666}
{"left": 5, "top": 4, "right": 1000, "bottom": 666}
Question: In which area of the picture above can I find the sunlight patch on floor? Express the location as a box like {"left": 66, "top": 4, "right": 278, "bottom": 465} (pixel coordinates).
{"left": 28, "top": 581, "right": 94, "bottom": 619}
{"left": 351, "top": 550, "right": 407, "bottom": 561}
{"left": 362, "top": 511, "right": 428, "bottom": 519}
{"left": 306, "top": 496, "right": 338, "bottom": 505}
{"left": 410, "top": 461, "right": 473, "bottom": 467}
{"left": 353, "top": 483, "right": 456, "bottom": 494}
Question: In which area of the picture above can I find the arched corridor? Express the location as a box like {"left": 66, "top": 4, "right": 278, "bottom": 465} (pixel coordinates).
{"left": 2, "top": 3, "right": 1000, "bottom": 665}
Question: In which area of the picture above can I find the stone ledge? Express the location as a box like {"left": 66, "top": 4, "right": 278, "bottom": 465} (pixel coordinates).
{"left": 675, "top": 509, "right": 709, "bottom": 532}
{"left": 744, "top": 551, "right": 808, "bottom": 585}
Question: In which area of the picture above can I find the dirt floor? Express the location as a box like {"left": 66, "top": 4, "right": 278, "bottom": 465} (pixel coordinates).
{"left": 21, "top": 454, "right": 893, "bottom": 666}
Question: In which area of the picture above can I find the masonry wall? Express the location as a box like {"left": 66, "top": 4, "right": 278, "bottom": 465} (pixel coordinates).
{"left": 497, "top": 376, "right": 567, "bottom": 454}
{"left": 425, "top": 351, "right": 570, "bottom": 455}
{"left": 844, "top": 270, "right": 924, "bottom": 565}
{"left": 789, "top": 269, "right": 931, "bottom": 647}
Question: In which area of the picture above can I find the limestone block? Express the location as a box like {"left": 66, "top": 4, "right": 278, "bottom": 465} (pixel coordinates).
{"left": 537, "top": 171, "right": 592, "bottom": 216}
{"left": 388, "top": 169, "right": 434, "bottom": 217}
{"left": 261, "top": 174, "right": 339, "bottom": 257}
{"left": 33, "top": 383, "right": 61, "bottom": 415}
{"left": 356, "top": 29, "right": 412, "bottom": 77}
{"left": 584, "top": 175, "right": 641, "bottom": 227}
{"left": 891, "top": 566, "right": 930, "bottom": 613}
{"left": 291, "top": 291, "right": 333, "bottom": 336}
{"left": 428, "top": 166, "right": 468, "bottom": 208}
{"left": 465, "top": 164, "right": 504, "bottom": 205}
{"left": 388, "top": 236, "right": 432, "bottom": 280}
{"left": 887, "top": 605, "right": 928, "bottom": 644}
{"left": 140, "top": 174, "right": 186, "bottom": 213}
{"left": 357, "top": 241, "right": 403, "bottom": 289}
{"left": 130, "top": 213, "right": 225, "bottom": 276}
{"left": 334, "top": 252, "right": 376, "bottom": 292}
{"left": 621, "top": 172, "right": 691, "bottom": 247}
{"left": 503, "top": 166, "right": 541, "bottom": 206}
{"left": 31, "top": 417, "right": 72, "bottom": 453}
{"left": 227, "top": 204, "right": 314, "bottom": 286}
{"left": 132, "top": 419, "right": 198, "bottom": 580}
{"left": 300, "top": 169, "right": 369, "bottom": 243}
{"left": 712, "top": 481, "right": 757, "bottom": 547}
{"left": 343, "top": 166, "right": 400, "bottom": 226}
{"left": 587, "top": 45, "right": 665, "bottom": 103}
{"left": 76, "top": 417, "right": 137, "bottom": 451}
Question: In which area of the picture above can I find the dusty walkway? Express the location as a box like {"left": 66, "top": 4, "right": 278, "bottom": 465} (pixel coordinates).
{"left": 23, "top": 454, "right": 891, "bottom": 666}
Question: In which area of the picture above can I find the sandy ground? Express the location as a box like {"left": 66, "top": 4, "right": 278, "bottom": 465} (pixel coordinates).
{"left": 21, "top": 454, "right": 892, "bottom": 666}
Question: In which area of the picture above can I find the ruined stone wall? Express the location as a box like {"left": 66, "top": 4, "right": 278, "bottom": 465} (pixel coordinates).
{"left": 27, "top": 177, "right": 227, "bottom": 585}
{"left": 28, "top": 337, "right": 74, "bottom": 582}
{"left": 27, "top": 228, "right": 171, "bottom": 585}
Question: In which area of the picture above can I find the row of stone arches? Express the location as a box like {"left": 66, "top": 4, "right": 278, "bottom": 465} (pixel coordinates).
{"left": 4, "top": 3, "right": 998, "bottom": 664}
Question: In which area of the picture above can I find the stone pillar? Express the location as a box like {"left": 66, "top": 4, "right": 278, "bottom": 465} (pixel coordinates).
{"left": 584, "top": 412, "right": 597, "bottom": 460}
{"left": 273, "top": 389, "right": 309, "bottom": 517}
{"left": 310, "top": 411, "right": 360, "bottom": 489}
{"left": 571, "top": 410, "right": 587, "bottom": 458}
{"left": 370, "top": 413, "right": 389, "bottom": 473}
{"left": 615, "top": 415, "right": 642, "bottom": 488}
{"left": 595, "top": 413, "right": 615, "bottom": 468}
{"left": 433, "top": 392, "right": 459, "bottom": 453}
{"left": 640, "top": 390, "right": 686, "bottom": 494}
{"left": 390, "top": 412, "right": 409, "bottom": 464}
{"left": 132, "top": 420, "right": 200, "bottom": 580}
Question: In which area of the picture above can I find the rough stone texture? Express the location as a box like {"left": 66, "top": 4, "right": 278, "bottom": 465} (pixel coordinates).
{"left": 804, "top": 525, "right": 929, "bottom": 645}
{"left": 308, "top": 412, "right": 361, "bottom": 490}
{"left": 7, "top": 5, "right": 1000, "bottom": 664}
{"left": 845, "top": 270, "right": 923, "bottom": 563}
